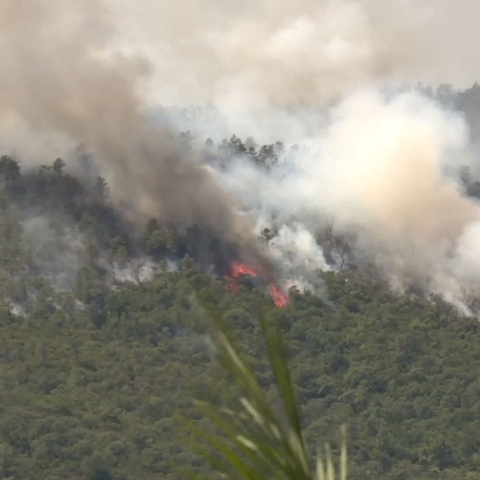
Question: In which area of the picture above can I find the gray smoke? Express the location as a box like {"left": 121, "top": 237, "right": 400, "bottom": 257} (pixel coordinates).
{"left": 22, "top": 216, "right": 83, "bottom": 291}
{"left": 111, "top": 0, "right": 480, "bottom": 311}
{"left": 4, "top": 0, "right": 480, "bottom": 311}
{"left": 215, "top": 90, "right": 480, "bottom": 309}
{"left": 0, "top": 0, "right": 267, "bottom": 268}
{"left": 108, "top": 0, "right": 480, "bottom": 105}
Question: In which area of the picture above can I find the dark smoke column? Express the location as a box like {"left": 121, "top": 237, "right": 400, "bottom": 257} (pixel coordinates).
{"left": 0, "top": 0, "right": 270, "bottom": 270}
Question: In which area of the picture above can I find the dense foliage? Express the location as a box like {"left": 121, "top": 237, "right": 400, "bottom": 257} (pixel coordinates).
{"left": 0, "top": 155, "right": 480, "bottom": 479}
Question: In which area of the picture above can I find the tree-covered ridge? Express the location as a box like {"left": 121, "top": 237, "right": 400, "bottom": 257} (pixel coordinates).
{"left": 0, "top": 154, "right": 480, "bottom": 479}
{"left": 0, "top": 259, "right": 479, "bottom": 478}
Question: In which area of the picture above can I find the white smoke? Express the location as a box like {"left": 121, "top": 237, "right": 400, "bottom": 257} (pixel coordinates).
{"left": 106, "top": 0, "right": 480, "bottom": 110}
{"left": 22, "top": 216, "right": 84, "bottom": 292}
{"left": 4, "top": 0, "right": 480, "bottom": 311}
{"left": 268, "top": 224, "right": 330, "bottom": 291}
{"left": 212, "top": 89, "right": 480, "bottom": 310}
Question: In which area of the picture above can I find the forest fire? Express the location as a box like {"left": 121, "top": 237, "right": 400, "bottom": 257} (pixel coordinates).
{"left": 230, "top": 262, "right": 258, "bottom": 278}
{"left": 225, "top": 261, "right": 289, "bottom": 308}
{"left": 269, "top": 283, "right": 290, "bottom": 308}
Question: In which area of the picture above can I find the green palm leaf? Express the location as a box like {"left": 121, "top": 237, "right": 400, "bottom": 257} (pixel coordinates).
{"left": 191, "top": 311, "right": 348, "bottom": 480}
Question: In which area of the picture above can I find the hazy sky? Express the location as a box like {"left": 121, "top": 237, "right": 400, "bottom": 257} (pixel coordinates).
{"left": 106, "top": 0, "right": 480, "bottom": 106}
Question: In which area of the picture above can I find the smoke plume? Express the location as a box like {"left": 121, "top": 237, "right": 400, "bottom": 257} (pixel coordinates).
{"left": 217, "top": 90, "right": 480, "bottom": 309}
{"left": 109, "top": 0, "right": 480, "bottom": 106}
{"left": 0, "top": 0, "right": 269, "bottom": 269}
{"left": 3, "top": 0, "right": 480, "bottom": 310}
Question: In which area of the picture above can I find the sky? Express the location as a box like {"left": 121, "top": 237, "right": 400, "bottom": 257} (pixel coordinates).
{"left": 106, "top": 0, "right": 480, "bottom": 106}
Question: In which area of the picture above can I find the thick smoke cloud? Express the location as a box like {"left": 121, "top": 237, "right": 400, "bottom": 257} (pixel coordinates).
{"left": 116, "top": 0, "right": 480, "bottom": 310}
{"left": 0, "top": 0, "right": 267, "bottom": 268}
{"left": 3, "top": 0, "right": 480, "bottom": 310}
{"left": 109, "top": 0, "right": 480, "bottom": 105}
{"left": 217, "top": 91, "right": 480, "bottom": 310}
{"left": 111, "top": 0, "right": 415, "bottom": 108}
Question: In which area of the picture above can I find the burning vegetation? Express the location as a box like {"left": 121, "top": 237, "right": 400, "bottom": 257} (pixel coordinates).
{"left": 6, "top": 0, "right": 480, "bottom": 314}
{"left": 225, "top": 261, "right": 290, "bottom": 308}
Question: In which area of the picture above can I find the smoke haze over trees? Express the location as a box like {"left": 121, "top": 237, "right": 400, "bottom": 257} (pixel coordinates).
{"left": 3, "top": 0, "right": 480, "bottom": 478}
{"left": 4, "top": 0, "right": 480, "bottom": 311}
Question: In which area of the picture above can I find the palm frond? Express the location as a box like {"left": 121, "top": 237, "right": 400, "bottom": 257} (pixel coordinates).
{"left": 191, "top": 311, "right": 348, "bottom": 480}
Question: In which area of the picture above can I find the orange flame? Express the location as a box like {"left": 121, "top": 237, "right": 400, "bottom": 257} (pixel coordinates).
{"left": 225, "top": 262, "right": 289, "bottom": 308}
{"left": 230, "top": 262, "right": 258, "bottom": 278}
{"left": 270, "top": 283, "right": 290, "bottom": 308}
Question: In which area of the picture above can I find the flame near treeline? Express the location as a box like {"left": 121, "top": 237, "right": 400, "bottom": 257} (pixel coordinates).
{"left": 4, "top": 1, "right": 480, "bottom": 313}
{"left": 225, "top": 262, "right": 290, "bottom": 308}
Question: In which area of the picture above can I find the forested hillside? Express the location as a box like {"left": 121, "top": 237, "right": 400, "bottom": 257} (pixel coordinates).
{"left": 0, "top": 155, "right": 480, "bottom": 479}
{"left": 5, "top": 0, "right": 480, "bottom": 479}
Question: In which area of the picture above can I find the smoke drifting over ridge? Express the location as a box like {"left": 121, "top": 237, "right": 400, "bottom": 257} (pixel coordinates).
{"left": 0, "top": 0, "right": 269, "bottom": 270}
{"left": 217, "top": 90, "right": 480, "bottom": 309}
{"left": 109, "top": 0, "right": 480, "bottom": 106}
{"left": 110, "top": 0, "right": 412, "bottom": 110}
{"left": 3, "top": 0, "right": 480, "bottom": 310}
